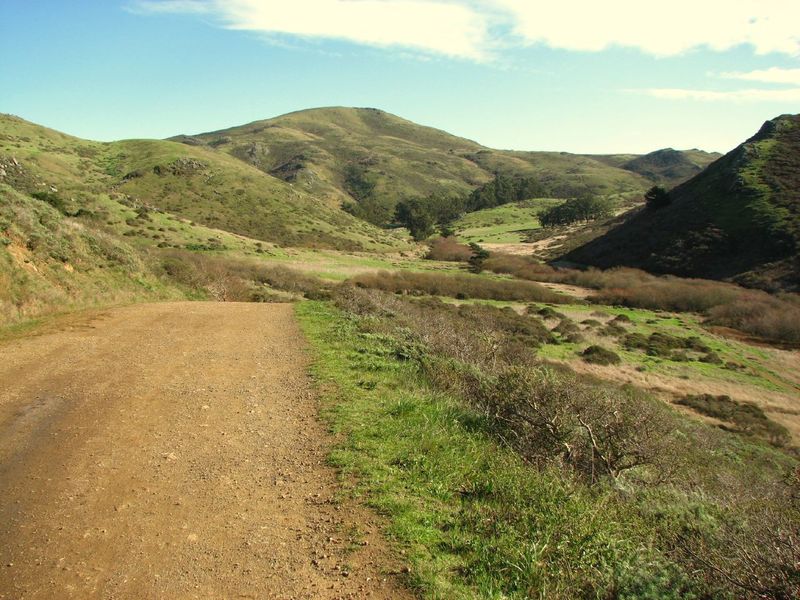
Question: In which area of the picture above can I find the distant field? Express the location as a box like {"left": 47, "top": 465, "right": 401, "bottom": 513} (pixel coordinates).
{"left": 452, "top": 199, "right": 563, "bottom": 243}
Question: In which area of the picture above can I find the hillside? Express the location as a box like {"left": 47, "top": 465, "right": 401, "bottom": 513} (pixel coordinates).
{"left": 172, "top": 107, "right": 673, "bottom": 225}
{"left": 564, "top": 114, "right": 800, "bottom": 290}
{"left": 619, "top": 148, "right": 720, "bottom": 187}
{"left": 0, "top": 114, "right": 409, "bottom": 253}
{"left": 0, "top": 113, "right": 413, "bottom": 322}
{"left": 171, "top": 107, "right": 490, "bottom": 224}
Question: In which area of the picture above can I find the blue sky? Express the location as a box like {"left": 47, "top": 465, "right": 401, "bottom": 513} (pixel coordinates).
{"left": 2, "top": 0, "right": 798, "bottom": 153}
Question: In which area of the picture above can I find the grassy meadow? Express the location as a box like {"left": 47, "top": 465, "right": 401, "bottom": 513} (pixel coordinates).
{"left": 451, "top": 199, "right": 562, "bottom": 243}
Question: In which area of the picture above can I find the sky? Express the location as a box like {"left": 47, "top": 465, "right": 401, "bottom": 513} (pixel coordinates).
{"left": 1, "top": 0, "right": 799, "bottom": 154}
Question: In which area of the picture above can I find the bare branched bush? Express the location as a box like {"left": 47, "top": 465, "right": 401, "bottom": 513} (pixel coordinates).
{"left": 426, "top": 236, "right": 473, "bottom": 262}
{"left": 474, "top": 367, "right": 680, "bottom": 484}
{"left": 349, "top": 270, "right": 570, "bottom": 303}
{"left": 670, "top": 465, "right": 800, "bottom": 599}
{"left": 159, "top": 250, "right": 329, "bottom": 301}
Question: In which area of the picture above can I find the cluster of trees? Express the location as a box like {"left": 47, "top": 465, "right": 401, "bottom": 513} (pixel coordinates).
{"left": 394, "top": 174, "right": 550, "bottom": 240}
{"left": 341, "top": 163, "right": 397, "bottom": 225}
{"left": 394, "top": 197, "right": 438, "bottom": 241}
{"left": 538, "top": 195, "right": 613, "bottom": 227}
{"left": 343, "top": 159, "right": 640, "bottom": 237}
{"left": 464, "top": 173, "right": 547, "bottom": 212}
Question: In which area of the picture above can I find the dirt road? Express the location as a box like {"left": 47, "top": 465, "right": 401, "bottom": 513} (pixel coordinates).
{"left": 0, "top": 302, "right": 411, "bottom": 599}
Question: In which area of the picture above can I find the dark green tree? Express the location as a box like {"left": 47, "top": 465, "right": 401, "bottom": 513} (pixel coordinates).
{"left": 468, "top": 242, "right": 490, "bottom": 273}
{"left": 395, "top": 198, "right": 436, "bottom": 241}
{"left": 539, "top": 196, "right": 613, "bottom": 227}
{"left": 645, "top": 186, "right": 671, "bottom": 210}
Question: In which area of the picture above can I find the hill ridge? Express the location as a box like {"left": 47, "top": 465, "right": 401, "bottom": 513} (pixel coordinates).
{"left": 564, "top": 113, "right": 800, "bottom": 290}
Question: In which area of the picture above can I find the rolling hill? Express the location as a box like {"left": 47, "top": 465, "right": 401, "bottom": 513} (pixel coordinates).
{"left": 564, "top": 114, "right": 800, "bottom": 290}
{"left": 0, "top": 106, "right": 739, "bottom": 322}
{"left": 0, "top": 113, "right": 410, "bottom": 251}
{"left": 618, "top": 148, "right": 720, "bottom": 187}
{"left": 0, "top": 113, "right": 412, "bottom": 322}
{"left": 171, "top": 107, "right": 706, "bottom": 225}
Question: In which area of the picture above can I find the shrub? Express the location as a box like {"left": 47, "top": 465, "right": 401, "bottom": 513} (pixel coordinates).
{"left": 553, "top": 318, "right": 580, "bottom": 337}
{"left": 600, "top": 322, "right": 628, "bottom": 337}
{"left": 677, "top": 394, "right": 790, "bottom": 447}
{"left": 581, "top": 345, "right": 622, "bottom": 365}
{"left": 327, "top": 285, "right": 800, "bottom": 598}
{"left": 348, "top": 270, "right": 570, "bottom": 303}
{"left": 708, "top": 299, "right": 800, "bottom": 344}
{"left": 644, "top": 185, "right": 671, "bottom": 210}
{"left": 158, "top": 250, "right": 329, "bottom": 301}
{"left": 476, "top": 366, "right": 676, "bottom": 483}
{"left": 483, "top": 253, "right": 800, "bottom": 345}
{"left": 622, "top": 333, "right": 716, "bottom": 362}
{"left": 467, "top": 242, "right": 490, "bottom": 273}
{"left": 534, "top": 306, "right": 566, "bottom": 320}
{"left": 426, "top": 236, "right": 472, "bottom": 262}
{"left": 333, "top": 287, "right": 549, "bottom": 370}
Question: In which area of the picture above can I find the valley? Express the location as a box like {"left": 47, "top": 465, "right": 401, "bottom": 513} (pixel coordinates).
{"left": 1, "top": 107, "right": 798, "bottom": 599}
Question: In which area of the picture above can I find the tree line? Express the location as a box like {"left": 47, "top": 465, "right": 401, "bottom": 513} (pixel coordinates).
{"left": 394, "top": 173, "right": 552, "bottom": 240}
{"left": 538, "top": 195, "right": 613, "bottom": 227}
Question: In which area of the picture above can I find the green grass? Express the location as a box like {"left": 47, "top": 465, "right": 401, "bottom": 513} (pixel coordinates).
{"left": 296, "top": 300, "right": 702, "bottom": 599}
{"left": 527, "top": 302, "right": 798, "bottom": 394}
{"left": 429, "top": 297, "right": 798, "bottom": 401}
{"left": 452, "top": 199, "right": 562, "bottom": 243}
{"left": 0, "top": 184, "right": 186, "bottom": 325}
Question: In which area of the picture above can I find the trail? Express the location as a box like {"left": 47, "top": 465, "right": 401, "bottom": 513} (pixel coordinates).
{"left": 0, "top": 302, "right": 410, "bottom": 599}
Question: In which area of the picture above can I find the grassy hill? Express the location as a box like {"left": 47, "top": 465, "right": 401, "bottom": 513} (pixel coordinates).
{"left": 564, "top": 114, "right": 800, "bottom": 290}
{"left": 171, "top": 107, "right": 490, "bottom": 222}
{"left": 618, "top": 148, "right": 720, "bottom": 187}
{"left": 0, "top": 114, "right": 410, "bottom": 253}
{"left": 0, "top": 182, "right": 180, "bottom": 324}
{"left": 171, "top": 107, "right": 693, "bottom": 225}
{"left": 0, "top": 113, "right": 414, "bottom": 322}
{"left": 463, "top": 149, "right": 650, "bottom": 200}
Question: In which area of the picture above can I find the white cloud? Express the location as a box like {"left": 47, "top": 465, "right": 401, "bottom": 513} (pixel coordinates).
{"left": 636, "top": 87, "right": 800, "bottom": 102}
{"left": 131, "top": 0, "right": 800, "bottom": 59}
{"left": 134, "top": 0, "right": 491, "bottom": 60}
{"left": 718, "top": 67, "right": 800, "bottom": 85}
{"left": 492, "top": 0, "right": 800, "bottom": 56}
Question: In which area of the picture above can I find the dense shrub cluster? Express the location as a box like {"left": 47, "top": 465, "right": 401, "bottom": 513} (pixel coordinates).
{"left": 348, "top": 270, "right": 571, "bottom": 303}
{"left": 581, "top": 345, "right": 621, "bottom": 365}
{"left": 159, "top": 250, "right": 329, "bottom": 301}
{"left": 425, "top": 236, "right": 473, "bottom": 262}
{"left": 622, "top": 332, "right": 718, "bottom": 363}
{"left": 483, "top": 253, "right": 800, "bottom": 344}
{"left": 677, "top": 394, "right": 790, "bottom": 447}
